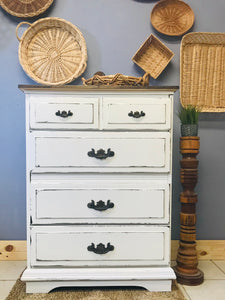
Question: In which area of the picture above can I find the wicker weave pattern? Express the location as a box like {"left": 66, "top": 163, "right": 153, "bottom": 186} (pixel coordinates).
{"left": 0, "top": 0, "right": 53, "bottom": 18}
{"left": 151, "top": 0, "right": 194, "bottom": 36}
{"left": 82, "top": 73, "right": 150, "bottom": 86}
{"left": 180, "top": 32, "right": 225, "bottom": 112}
{"left": 132, "top": 34, "right": 174, "bottom": 79}
{"left": 17, "top": 18, "right": 87, "bottom": 86}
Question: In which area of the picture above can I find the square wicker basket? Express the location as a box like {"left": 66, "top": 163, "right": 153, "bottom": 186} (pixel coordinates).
{"left": 132, "top": 34, "right": 174, "bottom": 79}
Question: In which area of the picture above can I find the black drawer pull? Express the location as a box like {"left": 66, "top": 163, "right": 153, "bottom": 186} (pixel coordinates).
{"left": 55, "top": 110, "right": 73, "bottom": 118}
{"left": 87, "top": 200, "right": 114, "bottom": 211}
{"left": 128, "top": 111, "right": 145, "bottom": 118}
{"left": 87, "top": 148, "right": 115, "bottom": 160}
{"left": 87, "top": 242, "right": 114, "bottom": 254}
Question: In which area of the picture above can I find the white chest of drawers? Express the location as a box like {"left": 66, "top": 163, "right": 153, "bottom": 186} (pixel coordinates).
{"left": 20, "top": 85, "right": 178, "bottom": 293}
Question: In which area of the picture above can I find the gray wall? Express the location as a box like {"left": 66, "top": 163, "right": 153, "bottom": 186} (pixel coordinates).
{"left": 0, "top": 0, "right": 224, "bottom": 240}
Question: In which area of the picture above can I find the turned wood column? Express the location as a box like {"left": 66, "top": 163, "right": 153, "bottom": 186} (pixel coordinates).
{"left": 174, "top": 136, "right": 204, "bottom": 285}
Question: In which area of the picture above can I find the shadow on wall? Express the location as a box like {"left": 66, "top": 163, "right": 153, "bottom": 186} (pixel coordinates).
{"left": 150, "top": 22, "right": 197, "bottom": 43}
{"left": 68, "top": 29, "right": 102, "bottom": 86}
{"left": 199, "top": 113, "right": 225, "bottom": 130}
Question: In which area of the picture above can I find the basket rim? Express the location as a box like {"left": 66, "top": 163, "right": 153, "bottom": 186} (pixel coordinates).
{"left": 0, "top": 0, "right": 54, "bottom": 18}
{"left": 18, "top": 17, "right": 87, "bottom": 86}
{"left": 181, "top": 31, "right": 225, "bottom": 45}
{"left": 86, "top": 73, "right": 148, "bottom": 79}
{"left": 150, "top": 0, "right": 195, "bottom": 36}
{"left": 180, "top": 32, "right": 225, "bottom": 112}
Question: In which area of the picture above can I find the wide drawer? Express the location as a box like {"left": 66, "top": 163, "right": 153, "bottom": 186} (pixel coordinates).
{"left": 102, "top": 96, "right": 171, "bottom": 130}
{"left": 30, "top": 226, "right": 170, "bottom": 267}
{"left": 31, "top": 181, "right": 170, "bottom": 224}
{"left": 29, "top": 98, "right": 99, "bottom": 130}
{"left": 33, "top": 132, "right": 170, "bottom": 172}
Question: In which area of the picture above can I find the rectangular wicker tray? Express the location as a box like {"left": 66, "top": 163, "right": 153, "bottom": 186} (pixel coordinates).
{"left": 132, "top": 34, "right": 174, "bottom": 79}
{"left": 180, "top": 32, "right": 225, "bottom": 112}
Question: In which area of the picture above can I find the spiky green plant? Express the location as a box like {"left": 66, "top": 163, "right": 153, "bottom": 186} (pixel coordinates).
{"left": 178, "top": 105, "right": 200, "bottom": 125}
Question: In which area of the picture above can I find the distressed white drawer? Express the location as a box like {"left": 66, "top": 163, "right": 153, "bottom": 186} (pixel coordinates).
{"left": 29, "top": 98, "right": 99, "bottom": 130}
{"left": 33, "top": 132, "right": 170, "bottom": 172}
{"left": 31, "top": 226, "right": 170, "bottom": 267}
{"left": 31, "top": 183, "right": 170, "bottom": 224}
{"left": 102, "top": 96, "right": 171, "bottom": 130}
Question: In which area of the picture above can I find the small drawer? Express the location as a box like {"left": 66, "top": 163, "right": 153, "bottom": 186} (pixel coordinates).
{"left": 31, "top": 183, "right": 170, "bottom": 224}
{"left": 30, "top": 226, "right": 170, "bottom": 267}
{"left": 29, "top": 98, "right": 99, "bottom": 130}
{"left": 102, "top": 96, "right": 171, "bottom": 130}
{"left": 33, "top": 132, "right": 170, "bottom": 172}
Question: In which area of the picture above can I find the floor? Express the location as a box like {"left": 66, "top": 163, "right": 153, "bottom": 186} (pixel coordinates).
{"left": 0, "top": 261, "right": 225, "bottom": 299}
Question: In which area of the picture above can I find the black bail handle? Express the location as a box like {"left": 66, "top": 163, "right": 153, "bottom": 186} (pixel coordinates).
{"left": 87, "top": 148, "right": 115, "bottom": 159}
{"left": 87, "top": 200, "right": 114, "bottom": 211}
{"left": 128, "top": 111, "right": 145, "bottom": 118}
{"left": 87, "top": 242, "right": 114, "bottom": 254}
{"left": 55, "top": 110, "right": 73, "bottom": 118}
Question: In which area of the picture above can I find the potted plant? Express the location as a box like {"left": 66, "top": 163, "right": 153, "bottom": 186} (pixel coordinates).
{"left": 178, "top": 105, "right": 200, "bottom": 136}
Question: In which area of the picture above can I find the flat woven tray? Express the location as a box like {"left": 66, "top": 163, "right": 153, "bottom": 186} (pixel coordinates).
{"left": 82, "top": 73, "right": 150, "bottom": 86}
{"left": 151, "top": 0, "right": 194, "bottom": 36}
{"left": 0, "top": 0, "right": 53, "bottom": 18}
{"left": 132, "top": 34, "right": 174, "bottom": 79}
{"left": 16, "top": 17, "right": 87, "bottom": 86}
{"left": 180, "top": 32, "right": 225, "bottom": 112}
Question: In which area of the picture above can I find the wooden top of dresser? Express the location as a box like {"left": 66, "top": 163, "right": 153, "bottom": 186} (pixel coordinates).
{"left": 19, "top": 85, "right": 179, "bottom": 92}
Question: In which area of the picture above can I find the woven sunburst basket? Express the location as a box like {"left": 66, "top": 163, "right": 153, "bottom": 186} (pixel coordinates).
{"left": 16, "top": 17, "right": 87, "bottom": 86}
{"left": 151, "top": 0, "right": 194, "bottom": 36}
{"left": 0, "top": 0, "right": 54, "bottom": 18}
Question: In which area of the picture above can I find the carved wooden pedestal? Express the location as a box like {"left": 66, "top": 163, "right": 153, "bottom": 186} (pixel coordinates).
{"left": 174, "top": 136, "right": 204, "bottom": 285}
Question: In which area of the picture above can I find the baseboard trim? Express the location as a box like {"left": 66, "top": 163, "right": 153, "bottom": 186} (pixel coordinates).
{"left": 0, "top": 240, "right": 27, "bottom": 261}
{"left": 1, "top": 240, "right": 225, "bottom": 261}
{"left": 171, "top": 240, "right": 225, "bottom": 261}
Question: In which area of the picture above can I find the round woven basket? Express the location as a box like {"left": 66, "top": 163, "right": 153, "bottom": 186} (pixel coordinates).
{"left": 0, "top": 0, "right": 54, "bottom": 18}
{"left": 16, "top": 17, "right": 87, "bottom": 86}
{"left": 151, "top": 0, "right": 194, "bottom": 36}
